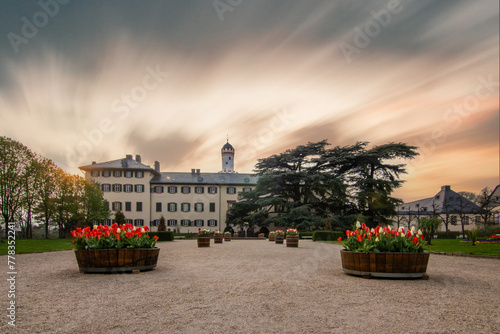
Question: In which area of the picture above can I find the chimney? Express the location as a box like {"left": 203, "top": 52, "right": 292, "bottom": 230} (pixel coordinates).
{"left": 196, "top": 169, "right": 200, "bottom": 174}
{"left": 126, "top": 154, "right": 133, "bottom": 159}
{"left": 154, "top": 161, "right": 160, "bottom": 172}
{"left": 441, "top": 185, "right": 451, "bottom": 191}
{"left": 92, "top": 161, "right": 96, "bottom": 165}
{"left": 136, "top": 155, "right": 141, "bottom": 163}
{"left": 191, "top": 169, "right": 196, "bottom": 174}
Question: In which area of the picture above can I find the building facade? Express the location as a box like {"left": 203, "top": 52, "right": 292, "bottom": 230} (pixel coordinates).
{"left": 79, "top": 141, "right": 258, "bottom": 232}
{"left": 394, "top": 185, "right": 487, "bottom": 233}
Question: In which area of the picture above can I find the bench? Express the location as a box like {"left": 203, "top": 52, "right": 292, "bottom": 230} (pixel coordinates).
{"left": 174, "top": 236, "right": 185, "bottom": 240}
{"left": 301, "top": 236, "right": 313, "bottom": 239}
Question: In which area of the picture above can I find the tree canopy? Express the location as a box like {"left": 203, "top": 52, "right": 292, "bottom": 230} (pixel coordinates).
{"left": 227, "top": 140, "right": 418, "bottom": 230}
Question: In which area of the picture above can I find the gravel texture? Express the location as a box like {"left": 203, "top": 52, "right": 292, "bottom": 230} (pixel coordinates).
{"left": 1, "top": 239, "right": 499, "bottom": 334}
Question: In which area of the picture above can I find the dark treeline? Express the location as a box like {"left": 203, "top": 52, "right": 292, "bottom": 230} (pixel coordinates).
{"left": 0, "top": 136, "right": 109, "bottom": 239}
{"left": 227, "top": 140, "right": 418, "bottom": 231}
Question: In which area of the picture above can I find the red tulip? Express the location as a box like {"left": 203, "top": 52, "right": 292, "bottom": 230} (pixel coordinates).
{"left": 153, "top": 235, "right": 159, "bottom": 241}
{"left": 357, "top": 235, "right": 363, "bottom": 242}
{"left": 412, "top": 237, "right": 419, "bottom": 244}
{"left": 337, "top": 237, "right": 342, "bottom": 242}
{"left": 116, "top": 234, "right": 121, "bottom": 241}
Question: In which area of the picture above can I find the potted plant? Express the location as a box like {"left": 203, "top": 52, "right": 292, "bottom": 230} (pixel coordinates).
{"left": 285, "top": 228, "right": 299, "bottom": 247}
{"left": 224, "top": 231, "right": 231, "bottom": 241}
{"left": 275, "top": 230, "right": 285, "bottom": 244}
{"left": 214, "top": 231, "right": 224, "bottom": 244}
{"left": 197, "top": 229, "right": 211, "bottom": 247}
{"left": 268, "top": 231, "right": 276, "bottom": 242}
{"left": 338, "top": 222, "right": 429, "bottom": 279}
{"left": 71, "top": 223, "right": 159, "bottom": 273}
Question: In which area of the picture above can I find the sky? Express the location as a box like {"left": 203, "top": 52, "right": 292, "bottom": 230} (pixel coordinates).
{"left": 0, "top": 0, "right": 498, "bottom": 202}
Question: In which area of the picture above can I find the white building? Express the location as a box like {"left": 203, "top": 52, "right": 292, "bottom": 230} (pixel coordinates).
{"left": 79, "top": 141, "right": 258, "bottom": 232}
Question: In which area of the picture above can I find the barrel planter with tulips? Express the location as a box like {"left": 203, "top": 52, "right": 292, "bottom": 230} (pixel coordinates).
{"left": 71, "top": 224, "right": 160, "bottom": 273}
{"left": 338, "top": 223, "right": 429, "bottom": 279}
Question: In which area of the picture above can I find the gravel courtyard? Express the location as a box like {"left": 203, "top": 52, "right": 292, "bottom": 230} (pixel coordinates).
{"left": 1, "top": 239, "right": 499, "bottom": 334}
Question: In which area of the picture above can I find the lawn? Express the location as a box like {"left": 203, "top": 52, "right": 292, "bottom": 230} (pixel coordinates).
{"left": 0, "top": 238, "right": 75, "bottom": 255}
{"left": 423, "top": 239, "right": 500, "bottom": 257}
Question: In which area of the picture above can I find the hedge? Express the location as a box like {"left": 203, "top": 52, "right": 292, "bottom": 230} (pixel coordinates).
{"left": 312, "top": 231, "right": 343, "bottom": 241}
{"left": 147, "top": 231, "right": 174, "bottom": 241}
{"left": 299, "top": 232, "right": 314, "bottom": 239}
{"left": 173, "top": 232, "right": 195, "bottom": 239}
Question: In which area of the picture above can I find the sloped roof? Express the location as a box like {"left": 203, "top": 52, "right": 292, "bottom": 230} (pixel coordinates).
{"left": 485, "top": 185, "right": 500, "bottom": 208}
{"left": 79, "top": 155, "right": 158, "bottom": 174}
{"left": 151, "top": 172, "right": 258, "bottom": 185}
{"left": 397, "top": 185, "right": 486, "bottom": 214}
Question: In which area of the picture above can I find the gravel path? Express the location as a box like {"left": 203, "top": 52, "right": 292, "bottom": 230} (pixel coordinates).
{"left": 1, "top": 239, "right": 499, "bottom": 334}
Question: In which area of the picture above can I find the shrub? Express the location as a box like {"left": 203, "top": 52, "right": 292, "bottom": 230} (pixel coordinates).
{"left": 312, "top": 231, "right": 343, "bottom": 241}
{"left": 147, "top": 231, "right": 174, "bottom": 241}
{"left": 467, "top": 229, "right": 479, "bottom": 246}
{"left": 418, "top": 217, "right": 442, "bottom": 245}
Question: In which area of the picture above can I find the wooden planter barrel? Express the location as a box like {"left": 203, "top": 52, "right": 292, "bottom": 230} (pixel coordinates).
{"left": 340, "top": 250, "right": 430, "bottom": 279}
{"left": 197, "top": 236, "right": 211, "bottom": 247}
{"left": 74, "top": 248, "right": 160, "bottom": 273}
{"left": 269, "top": 235, "right": 276, "bottom": 242}
{"left": 286, "top": 235, "right": 299, "bottom": 247}
{"left": 224, "top": 235, "right": 231, "bottom": 241}
{"left": 275, "top": 235, "right": 284, "bottom": 244}
{"left": 214, "top": 236, "right": 223, "bottom": 244}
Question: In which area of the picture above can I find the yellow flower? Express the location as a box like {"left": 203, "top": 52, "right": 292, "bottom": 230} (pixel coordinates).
{"left": 117, "top": 228, "right": 121, "bottom": 233}
{"left": 356, "top": 221, "right": 361, "bottom": 229}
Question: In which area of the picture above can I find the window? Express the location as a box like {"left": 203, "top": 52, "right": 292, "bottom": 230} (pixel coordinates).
{"left": 181, "top": 186, "right": 191, "bottom": 194}
{"left": 168, "top": 186, "right": 178, "bottom": 194}
{"left": 91, "top": 171, "right": 100, "bottom": 177}
{"left": 151, "top": 220, "right": 159, "bottom": 227}
{"left": 168, "top": 219, "right": 178, "bottom": 226}
{"left": 124, "top": 184, "right": 133, "bottom": 193}
{"left": 463, "top": 216, "right": 469, "bottom": 225}
{"left": 103, "top": 219, "right": 112, "bottom": 226}
{"left": 228, "top": 201, "right": 235, "bottom": 210}
{"left": 156, "top": 202, "right": 162, "bottom": 212}
{"left": 125, "top": 219, "right": 133, "bottom": 225}
{"left": 475, "top": 216, "right": 481, "bottom": 224}
{"left": 209, "top": 203, "right": 216, "bottom": 212}
{"left": 208, "top": 219, "right": 217, "bottom": 227}
{"left": 125, "top": 202, "right": 131, "bottom": 212}
{"left": 135, "top": 184, "right": 144, "bottom": 193}
{"left": 181, "top": 219, "right": 190, "bottom": 227}
{"left": 181, "top": 203, "right": 190, "bottom": 212}
{"left": 104, "top": 201, "right": 109, "bottom": 210}
{"left": 136, "top": 202, "right": 143, "bottom": 212}
{"left": 112, "top": 202, "right": 122, "bottom": 211}
{"left": 208, "top": 187, "right": 217, "bottom": 194}
{"left": 125, "top": 171, "right": 133, "bottom": 178}
{"left": 134, "top": 219, "right": 144, "bottom": 227}
{"left": 113, "top": 184, "right": 122, "bottom": 192}
{"left": 195, "top": 186, "right": 204, "bottom": 194}
{"left": 102, "top": 184, "right": 111, "bottom": 192}
{"left": 168, "top": 203, "right": 177, "bottom": 212}
{"left": 136, "top": 171, "right": 144, "bottom": 178}
{"left": 451, "top": 216, "right": 458, "bottom": 225}
{"left": 102, "top": 170, "right": 111, "bottom": 177}
{"left": 194, "top": 203, "right": 204, "bottom": 212}
{"left": 113, "top": 171, "right": 122, "bottom": 177}
{"left": 153, "top": 186, "right": 164, "bottom": 193}
{"left": 227, "top": 187, "right": 236, "bottom": 194}
{"left": 195, "top": 219, "right": 204, "bottom": 227}
{"left": 243, "top": 187, "right": 251, "bottom": 192}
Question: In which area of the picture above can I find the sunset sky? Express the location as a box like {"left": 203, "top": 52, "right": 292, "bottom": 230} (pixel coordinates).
{"left": 0, "top": 0, "right": 498, "bottom": 202}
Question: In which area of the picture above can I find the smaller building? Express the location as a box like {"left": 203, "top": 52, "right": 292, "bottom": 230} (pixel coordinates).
{"left": 484, "top": 184, "right": 500, "bottom": 224}
{"left": 395, "top": 185, "right": 486, "bottom": 232}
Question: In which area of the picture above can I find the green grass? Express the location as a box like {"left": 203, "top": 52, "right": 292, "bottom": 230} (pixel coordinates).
{"left": 0, "top": 238, "right": 75, "bottom": 255}
{"left": 423, "top": 239, "right": 500, "bottom": 257}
